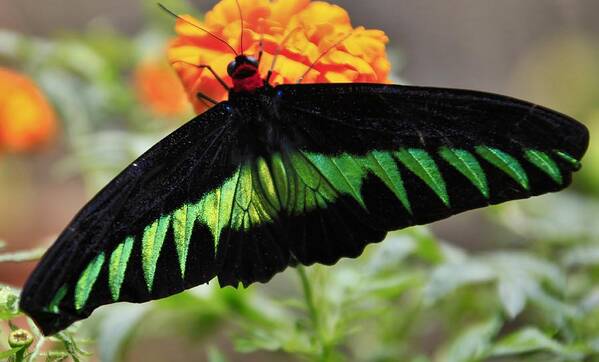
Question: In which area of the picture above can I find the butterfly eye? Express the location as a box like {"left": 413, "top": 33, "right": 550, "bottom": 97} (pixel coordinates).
{"left": 227, "top": 60, "right": 237, "bottom": 76}
{"left": 246, "top": 56, "right": 259, "bottom": 68}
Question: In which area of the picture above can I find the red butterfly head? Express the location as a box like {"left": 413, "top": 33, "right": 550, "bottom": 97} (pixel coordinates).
{"left": 228, "top": 55, "right": 264, "bottom": 93}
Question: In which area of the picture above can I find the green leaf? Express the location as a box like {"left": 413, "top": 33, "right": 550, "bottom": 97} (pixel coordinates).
{"left": 362, "top": 274, "right": 422, "bottom": 299}
{"left": 525, "top": 286, "right": 578, "bottom": 325}
{"left": 0, "top": 286, "right": 20, "bottom": 320}
{"left": 425, "top": 260, "right": 495, "bottom": 303}
{"left": 497, "top": 278, "right": 527, "bottom": 318}
{"left": 490, "top": 327, "right": 584, "bottom": 359}
{"left": 487, "top": 253, "right": 565, "bottom": 291}
{"left": 562, "top": 245, "right": 599, "bottom": 267}
{"left": 442, "top": 317, "right": 502, "bottom": 362}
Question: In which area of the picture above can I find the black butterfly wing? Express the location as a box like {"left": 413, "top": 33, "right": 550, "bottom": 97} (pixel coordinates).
{"left": 20, "top": 103, "right": 252, "bottom": 335}
{"left": 267, "top": 83, "right": 588, "bottom": 265}
{"left": 21, "top": 82, "right": 589, "bottom": 335}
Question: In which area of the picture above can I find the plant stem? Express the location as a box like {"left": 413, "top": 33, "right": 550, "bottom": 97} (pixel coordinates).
{"left": 296, "top": 265, "right": 332, "bottom": 361}
{"left": 0, "top": 247, "right": 46, "bottom": 263}
{"left": 297, "top": 265, "right": 318, "bottom": 326}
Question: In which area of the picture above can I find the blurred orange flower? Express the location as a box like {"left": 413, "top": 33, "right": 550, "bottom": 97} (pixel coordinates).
{"left": 168, "top": 0, "right": 391, "bottom": 114}
{"left": 0, "top": 68, "right": 56, "bottom": 153}
{"left": 134, "top": 59, "right": 190, "bottom": 117}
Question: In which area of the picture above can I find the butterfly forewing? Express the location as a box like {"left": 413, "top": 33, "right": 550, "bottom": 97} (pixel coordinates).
{"left": 275, "top": 83, "right": 587, "bottom": 229}
{"left": 21, "top": 83, "right": 588, "bottom": 335}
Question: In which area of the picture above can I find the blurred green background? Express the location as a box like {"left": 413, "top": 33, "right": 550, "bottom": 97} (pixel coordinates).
{"left": 1, "top": 0, "right": 598, "bottom": 361}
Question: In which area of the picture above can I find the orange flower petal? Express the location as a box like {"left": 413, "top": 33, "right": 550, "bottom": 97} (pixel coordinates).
{"left": 323, "top": 71, "right": 353, "bottom": 83}
{"left": 293, "top": 2, "right": 350, "bottom": 29}
{"left": 324, "top": 50, "right": 376, "bottom": 78}
{"left": 134, "top": 60, "right": 190, "bottom": 118}
{"left": 270, "top": 0, "right": 310, "bottom": 25}
{"left": 343, "top": 27, "right": 389, "bottom": 63}
{"left": 168, "top": 0, "right": 391, "bottom": 114}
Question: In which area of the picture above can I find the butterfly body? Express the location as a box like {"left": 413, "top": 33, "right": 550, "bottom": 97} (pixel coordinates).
{"left": 20, "top": 51, "right": 589, "bottom": 335}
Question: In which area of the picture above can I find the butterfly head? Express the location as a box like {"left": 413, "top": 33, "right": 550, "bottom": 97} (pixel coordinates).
{"left": 228, "top": 55, "right": 264, "bottom": 93}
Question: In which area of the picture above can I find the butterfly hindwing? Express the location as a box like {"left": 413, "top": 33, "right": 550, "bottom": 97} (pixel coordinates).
{"left": 214, "top": 152, "right": 385, "bottom": 286}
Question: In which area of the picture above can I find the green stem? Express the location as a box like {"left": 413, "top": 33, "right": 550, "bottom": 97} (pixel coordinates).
{"left": 14, "top": 348, "right": 25, "bottom": 362}
{"left": 297, "top": 265, "right": 318, "bottom": 326}
{"left": 296, "top": 266, "right": 332, "bottom": 361}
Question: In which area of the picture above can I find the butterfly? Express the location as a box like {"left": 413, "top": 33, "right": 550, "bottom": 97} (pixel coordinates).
{"left": 20, "top": 5, "right": 589, "bottom": 336}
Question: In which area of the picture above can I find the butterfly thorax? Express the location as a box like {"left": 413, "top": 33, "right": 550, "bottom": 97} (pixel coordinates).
{"left": 226, "top": 83, "right": 286, "bottom": 160}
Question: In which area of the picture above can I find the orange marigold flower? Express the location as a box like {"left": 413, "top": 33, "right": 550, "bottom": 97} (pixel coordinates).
{"left": 134, "top": 59, "right": 190, "bottom": 117}
{"left": 168, "top": 0, "right": 391, "bottom": 114}
{"left": 0, "top": 67, "right": 57, "bottom": 153}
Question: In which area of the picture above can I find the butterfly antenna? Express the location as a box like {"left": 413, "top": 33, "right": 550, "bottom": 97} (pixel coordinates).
{"left": 297, "top": 31, "right": 354, "bottom": 84}
{"left": 158, "top": 3, "right": 238, "bottom": 56}
{"left": 265, "top": 27, "right": 302, "bottom": 84}
{"left": 235, "top": 0, "right": 244, "bottom": 54}
{"left": 170, "top": 60, "right": 230, "bottom": 91}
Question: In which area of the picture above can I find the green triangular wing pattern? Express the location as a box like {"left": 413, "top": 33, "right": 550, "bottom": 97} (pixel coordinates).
{"left": 60, "top": 144, "right": 583, "bottom": 315}
{"left": 74, "top": 253, "right": 105, "bottom": 311}
{"left": 439, "top": 147, "right": 489, "bottom": 198}
{"left": 475, "top": 146, "right": 530, "bottom": 190}
{"left": 108, "top": 236, "right": 134, "bottom": 301}
{"left": 172, "top": 204, "right": 199, "bottom": 278}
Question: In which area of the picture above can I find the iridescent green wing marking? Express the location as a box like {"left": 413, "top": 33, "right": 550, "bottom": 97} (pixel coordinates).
{"left": 439, "top": 147, "right": 489, "bottom": 198}
{"left": 395, "top": 148, "right": 449, "bottom": 206}
{"left": 282, "top": 145, "right": 579, "bottom": 235}
{"left": 108, "top": 236, "right": 134, "bottom": 301}
{"left": 475, "top": 146, "right": 529, "bottom": 190}
{"left": 74, "top": 253, "right": 105, "bottom": 311}
{"left": 524, "top": 149, "right": 563, "bottom": 185}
